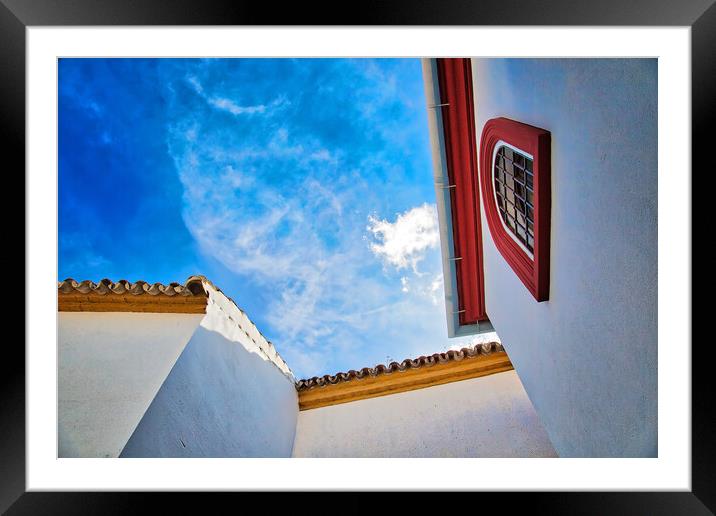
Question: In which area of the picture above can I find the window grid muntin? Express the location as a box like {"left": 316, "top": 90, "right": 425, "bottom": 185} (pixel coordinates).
{"left": 494, "top": 145, "right": 535, "bottom": 254}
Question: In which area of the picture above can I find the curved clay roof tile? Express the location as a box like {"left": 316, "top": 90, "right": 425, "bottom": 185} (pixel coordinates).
{"left": 57, "top": 277, "right": 208, "bottom": 298}
{"left": 295, "top": 342, "right": 504, "bottom": 391}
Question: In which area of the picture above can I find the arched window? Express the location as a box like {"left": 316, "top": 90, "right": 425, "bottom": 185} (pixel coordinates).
{"left": 480, "top": 118, "right": 551, "bottom": 301}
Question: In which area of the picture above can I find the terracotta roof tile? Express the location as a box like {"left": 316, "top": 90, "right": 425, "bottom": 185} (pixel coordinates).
{"left": 296, "top": 341, "right": 504, "bottom": 391}
{"left": 58, "top": 276, "right": 208, "bottom": 297}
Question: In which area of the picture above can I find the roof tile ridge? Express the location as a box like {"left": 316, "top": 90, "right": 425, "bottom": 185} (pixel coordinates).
{"left": 58, "top": 277, "right": 208, "bottom": 297}
{"left": 295, "top": 341, "right": 504, "bottom": 391}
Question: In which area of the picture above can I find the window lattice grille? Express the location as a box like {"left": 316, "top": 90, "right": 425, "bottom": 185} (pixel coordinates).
{"left": 494, "top": 146, "right": 534, "bottom": 254}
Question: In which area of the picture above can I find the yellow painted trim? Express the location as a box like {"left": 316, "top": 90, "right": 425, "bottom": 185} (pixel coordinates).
{"left": 58, "top": 292, "right": 208, "bottom": 314}
{"left": 298, "top": 351, "right": 513, "bottom": 411}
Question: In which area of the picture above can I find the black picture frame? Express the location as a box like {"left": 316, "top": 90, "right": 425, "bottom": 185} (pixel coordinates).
{"left": 3, "top": 0, "right": 711, "bottom": 513}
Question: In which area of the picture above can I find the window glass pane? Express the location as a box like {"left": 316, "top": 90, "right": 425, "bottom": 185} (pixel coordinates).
{"left": 494, "top": 144, "right": 534, "bottom": 254}
{"left": 516, "top": 224, "right": 527, "bottom": 240}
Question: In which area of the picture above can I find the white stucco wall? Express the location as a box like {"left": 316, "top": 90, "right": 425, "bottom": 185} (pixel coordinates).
{"left": 58, "top": 312, "right": 204, "bottom": 458}
{"left": 472, "top": 59, "right": 657, "bottom": 457}
{"left": 119, "top": 284, "right": 298, "bottom": 457}
{"left": 292, "top": 370, "right": 557, "bottom": 457}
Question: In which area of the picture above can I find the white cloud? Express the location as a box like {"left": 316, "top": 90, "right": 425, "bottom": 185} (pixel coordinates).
{"left": 208, "top": 97, "right": 267, "bottom": 115}
{"left": 366, "top": 203, "right": 440, "bottom": 273}
{"left": 187, "top": 75, "right": 287, "bottom": 117}
{"left": 186, "top": 75, "right": 204, "bottom": 95}
{"left": 169, "top": 123, "right": 393, "bottom": 373}
{"left": 400, "top": 276, "right": 409, "bottom": 292}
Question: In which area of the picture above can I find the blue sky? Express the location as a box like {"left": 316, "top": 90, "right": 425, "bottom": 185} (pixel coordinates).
{"left": 59, "top": 58, "right": 491, "bottom": 378}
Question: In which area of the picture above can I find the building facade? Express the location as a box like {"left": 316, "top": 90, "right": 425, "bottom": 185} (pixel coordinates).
{"left": 58, "top": 276, "right": 555, "bottom": 458}
{"left": 424, "top": 58, "right": 657, "bottom": 457}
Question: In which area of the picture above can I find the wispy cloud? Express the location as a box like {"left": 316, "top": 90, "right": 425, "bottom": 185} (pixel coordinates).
{"left": 187, "top": 75, "right": 288, "bottom": 116}
{"left": 208, "top": 97, "right": 268, "bottom": 115}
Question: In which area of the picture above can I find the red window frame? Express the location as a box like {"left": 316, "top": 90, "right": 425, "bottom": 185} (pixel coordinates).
{"left": 435, "top": 58, "right": 487, "bottom": 324}
{"left": 479, "top": 117, "right": 551, "bottom": 301}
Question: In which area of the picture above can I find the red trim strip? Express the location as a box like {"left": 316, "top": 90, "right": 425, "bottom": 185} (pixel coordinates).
{"left": 479, "top": 117, "right": 551, "bottom": 301}
{"left": 436, "top": 58, "right": 487, "bottom": 324}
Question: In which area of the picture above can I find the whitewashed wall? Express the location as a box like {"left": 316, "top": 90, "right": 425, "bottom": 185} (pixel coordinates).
{"left": 292, "top": 370, "right": 557, "bottom": 457}
{"left": 58, "top": 312, "right": 204, "bottom": 458}
{"left": 119, "top": 284, "right": 298, "bottom": 457}
{"left": 472, "top": 58, "right": 657, "bottom": 457}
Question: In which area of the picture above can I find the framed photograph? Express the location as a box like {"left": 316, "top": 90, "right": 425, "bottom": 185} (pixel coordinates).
{"left": 5, "top": 0, "right": 711, "bottom": 512}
